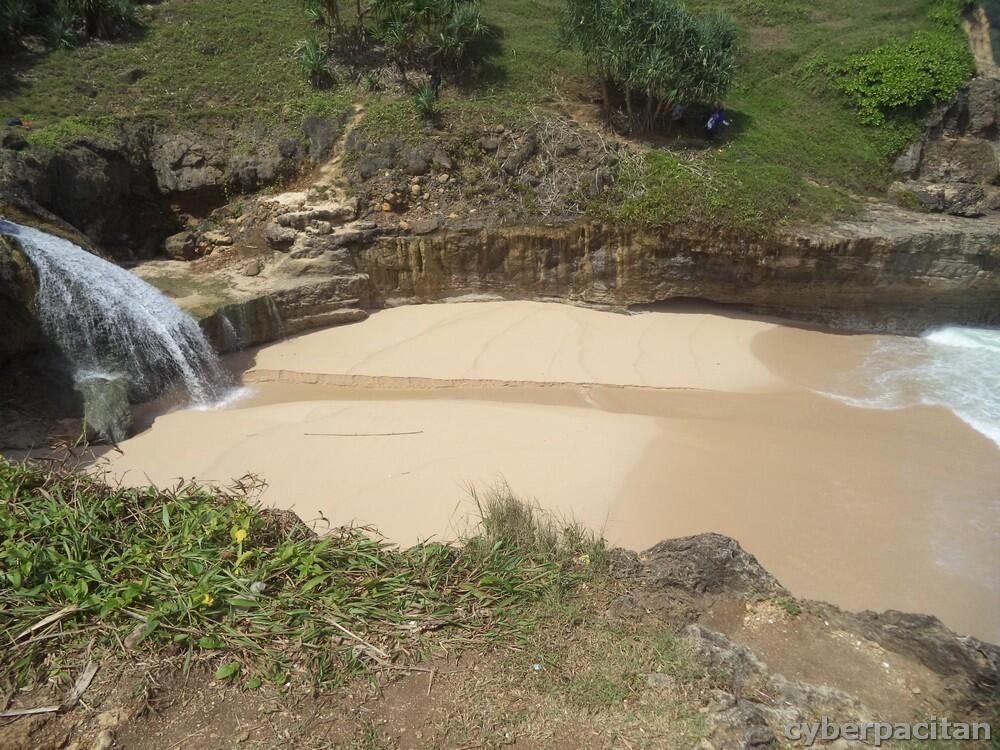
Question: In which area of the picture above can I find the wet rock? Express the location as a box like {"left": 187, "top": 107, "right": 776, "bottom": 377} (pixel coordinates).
{"left": 77, "top": 375, "right": 132, "bottom": 444}
{"left": 163, "top": 230, "right": 197, "bottom": 260}
{"left": 0, "top": 234, "right": 40, "bottom": 365}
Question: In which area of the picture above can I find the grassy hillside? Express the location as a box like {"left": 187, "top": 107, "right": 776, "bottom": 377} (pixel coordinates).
{"left": 0, "top": 0, "right": 972, "bottom": 230}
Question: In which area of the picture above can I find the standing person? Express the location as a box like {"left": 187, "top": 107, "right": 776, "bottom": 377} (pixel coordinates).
{"left": 704, "top": 104, "right": 731, "bottom": 140}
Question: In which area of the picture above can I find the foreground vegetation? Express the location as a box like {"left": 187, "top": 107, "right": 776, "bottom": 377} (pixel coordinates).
{"left": 0, "top": 459, "right": 606, "bottom": 691}
{"left": 0, "top": 0, "right": 979, "bottom": 231}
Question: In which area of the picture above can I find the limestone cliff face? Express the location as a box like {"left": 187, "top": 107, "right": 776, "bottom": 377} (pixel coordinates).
{"left": 362, "top": 207, "right": 1000, "bottom": 332}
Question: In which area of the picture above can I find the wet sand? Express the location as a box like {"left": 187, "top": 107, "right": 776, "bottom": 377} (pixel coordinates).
{"left": 99, "top": 302, "right": 1000, "bottom": 641}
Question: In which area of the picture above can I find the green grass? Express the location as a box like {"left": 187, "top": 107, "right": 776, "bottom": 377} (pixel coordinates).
{"left": 0, "top": 460, "right": 604, "bottom": 691}
{"left": 0, "top": 0, "right": 976, "bottom": 231}
{"left": 604, "top": 0, "right": 965, "bottom": 231}
{"left": 0, "top": 0, "right": 350, "bottom": 136}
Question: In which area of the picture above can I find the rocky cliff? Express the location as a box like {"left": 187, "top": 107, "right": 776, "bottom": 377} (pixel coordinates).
{"left": 361, "top": 208, "right": 1000, "bottom": 333}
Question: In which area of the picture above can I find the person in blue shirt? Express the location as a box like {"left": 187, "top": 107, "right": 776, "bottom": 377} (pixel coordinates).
{"left": 704, "top": 105, "right": 731, "bottom": 140}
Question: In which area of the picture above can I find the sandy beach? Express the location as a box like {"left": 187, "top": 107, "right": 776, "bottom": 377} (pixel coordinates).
{"left": 99, "top": 301, "right": 1000, "bottom": 641}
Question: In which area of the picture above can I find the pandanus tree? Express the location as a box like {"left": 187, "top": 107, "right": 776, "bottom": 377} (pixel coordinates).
{"left": 368, "top": 0, "right": 490, "bottom": 77}
{"left": 559, "top": 0, "right": 740, "bottom": 133}
{"left": 1, "top": 0, "right": 136, "bottom": 52}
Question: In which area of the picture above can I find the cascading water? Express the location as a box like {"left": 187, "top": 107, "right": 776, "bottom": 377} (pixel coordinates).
{"left": 0, "top": 219, "right": 228, "bottom": 404}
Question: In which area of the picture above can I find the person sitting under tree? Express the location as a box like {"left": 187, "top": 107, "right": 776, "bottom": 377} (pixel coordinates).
{"left": 704, "top": 104, "right": 731, "bottom": 140}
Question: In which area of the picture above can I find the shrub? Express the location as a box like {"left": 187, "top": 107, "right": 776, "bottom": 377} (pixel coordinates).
{"left": 0, "top": 0, "right": 32, "bottom": 52}
{"left": 927, "top": 0, "right": 974, "bottom": 28}
{"left": 558, "top": 0, "right": 740, "bottom": 133}
{"left": 1, "top": 0, "right": 136, "bottom": 53}
{"left": 368, "top": 0, "right": 491, "bottom": 75}
{"left": 835, "top": 31, "right": 975, "bottom": 125}
{"left": 296, "top": 37, "right": 331, "bottom": 88}
{"left": 413, "top": 80, "right": 439, "bottom": 120}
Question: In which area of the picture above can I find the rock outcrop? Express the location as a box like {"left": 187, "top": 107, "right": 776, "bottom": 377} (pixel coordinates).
{"left": 892, "top": 74, "right": 1000, "bottom": 217}
{"left": 0, "top": 116, "right": 343, "bottom": 259}
{"left": 610, "top": 534, "right": 1000, "bottom": 747}
{"left": 361, "top": 209, "right": 1000, "bottom": 333}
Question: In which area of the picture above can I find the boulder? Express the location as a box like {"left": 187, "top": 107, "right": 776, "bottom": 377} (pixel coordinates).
{"left": 1, "top": 129, "right": 27, "bottom": 151}
{"left": 202, "top": 230, "right": 233, "bottom": 246}
{"left": 302, "top": 116, "right": 339, "bottom": 164}
{"left": 163, "top": 231, "right": 197, "bottom": 260}
{"left": 431, "top": 150, "right": 453, "bottom": 171}
{"left": 77, "top": 375, "right": 133, "bottom": 443}
{"left": 966, "top": 77, "right": 1000, "bottom": 135}
{"left": 919, "top": 137, "right": 998, "bottom": 184}
{"left": 405, "top": 152, "right": 429, "bottom": 176}
{"left": 151, "top": 134, "right": 227, "bottom": 194}
{"left": 264, "top": 223, "right": 298, "bottom": 249}
{"left": 891, "top": 181, "right": 988, "bottom": 217}
{"left": 701, "top": 692, "right": 776, "bottom": 750}
{"left": 892, "top": 141, "right": 923, "bottom": 179}
{"left": 640, "top": 533, "right": 786, "bottom": 598}
{"left": 120, "top": 67, "right": 146, "bottom": 84}
{"left": 478, "top": 136, "right": 500, "bottom": 153}
{"left": 502, "top": 134, "right": 537, "bottom": 175}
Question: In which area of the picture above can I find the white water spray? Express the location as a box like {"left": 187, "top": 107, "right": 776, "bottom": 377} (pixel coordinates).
{"left": 824, "top": 325, "right": 1000, "bottom": 449}
{"left": 0, "top": 220, "right": 227, "bottom": 404}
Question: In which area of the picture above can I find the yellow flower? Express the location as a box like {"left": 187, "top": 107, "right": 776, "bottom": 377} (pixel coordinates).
{"left": 233, "top": 528, "right": 248, "bottom": 544}
{"left": 200, "top": 593, "right": 214, "bottom": 606}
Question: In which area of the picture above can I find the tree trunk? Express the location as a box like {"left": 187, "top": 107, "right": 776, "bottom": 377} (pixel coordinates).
{"left": 600, "top": 77, "right": 611, "bottom": 123}
{"left": 624, "top": 88, "right": 634, "bottom": 132}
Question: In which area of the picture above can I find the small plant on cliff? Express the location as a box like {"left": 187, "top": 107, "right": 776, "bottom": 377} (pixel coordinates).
{"left": 296, "top": 37, "right": 332, "bottom": 88}
{"left": 413, "top": 80, "right": 439, "bottom": 121}
{"left": 558, "top": 0, "right": 740, "bottom": 133}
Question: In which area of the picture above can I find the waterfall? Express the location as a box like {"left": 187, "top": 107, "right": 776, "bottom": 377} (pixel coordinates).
{"left": 0, "top": 220, "right": 228, "bottom": 404}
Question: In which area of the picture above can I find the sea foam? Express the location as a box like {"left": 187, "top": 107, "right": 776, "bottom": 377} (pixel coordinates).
{"left": 824, "top": 326, "right": 1000, "bottom": 449}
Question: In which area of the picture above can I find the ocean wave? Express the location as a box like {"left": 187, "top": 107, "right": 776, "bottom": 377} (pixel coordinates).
{"left": 822, "top": 326, "right": 1000, "bottom": 450}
